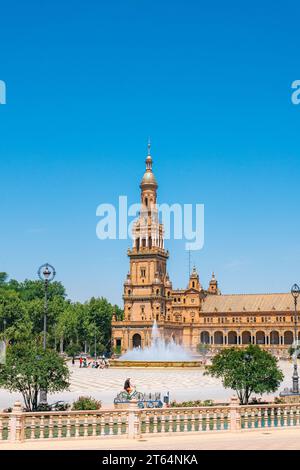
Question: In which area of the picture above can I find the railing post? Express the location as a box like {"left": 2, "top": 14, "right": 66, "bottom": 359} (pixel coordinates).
{"left": 127, "top": 408, "right": 140, "bottom": 439}
{"left": 229, "top": 396, "right": 240, "bottom": 432}
{"left": 9, "top": 402, "right": 24, "bottom": 442}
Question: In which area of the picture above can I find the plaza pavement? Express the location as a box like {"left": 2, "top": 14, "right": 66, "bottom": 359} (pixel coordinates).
{"left": 0, "top": 360, "right": 295, "bottom": 409}
{"left": 1, "top": 428, "right": 300, "bottom": 450}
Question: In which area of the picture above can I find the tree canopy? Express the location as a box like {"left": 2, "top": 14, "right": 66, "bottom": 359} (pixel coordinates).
{"left": 205, "top": 344, "right": 284, "bottom": 404}
{"left": 0, "top": 272, "right": 123, "bottom": 355}
{"left": 0, "top": 342, "right": 70, "bottom": 411}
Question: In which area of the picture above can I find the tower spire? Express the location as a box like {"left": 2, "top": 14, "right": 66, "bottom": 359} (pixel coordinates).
{"left": 145, "top": 137, "right": 153, "bottom": 171}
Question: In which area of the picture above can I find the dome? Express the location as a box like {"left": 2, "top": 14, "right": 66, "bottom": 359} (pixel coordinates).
{"left": 140, "top": 147, "right": 158, "bottom": 189}
{"left": 140, "top": 169, "right": 158, "bottom": 188}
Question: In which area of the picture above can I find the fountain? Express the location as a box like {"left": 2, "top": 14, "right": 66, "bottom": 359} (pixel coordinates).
{"left": 111, "top": 321, "right": 202, "bottom": 368}
{"left": 121, "top": 320, "right": 192, "bottom": 361}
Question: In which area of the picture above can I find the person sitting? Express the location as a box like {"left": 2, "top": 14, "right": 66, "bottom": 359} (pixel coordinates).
{"left": 124, "top": 378, "right": 133, "bottom": 394}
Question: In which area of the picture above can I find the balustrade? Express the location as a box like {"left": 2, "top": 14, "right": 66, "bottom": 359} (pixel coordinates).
{"left": 1, "top": 401, "right": 300, "bottom": 443}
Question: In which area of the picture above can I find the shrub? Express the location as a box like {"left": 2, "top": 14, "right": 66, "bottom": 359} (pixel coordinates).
{"left": 72, "top": 396, "right": 102, "bottom": 410}
{"left": 52, "top": 401, "right": 70, "bottom": 411}
{"left": 274, "top": 396, "right": 284, "bottom": 404}
{"left": 170, "top": 399, "right": 214, "bottom": 407}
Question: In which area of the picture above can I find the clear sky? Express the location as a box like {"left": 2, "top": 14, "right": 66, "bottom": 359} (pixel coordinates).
{"left": 0, "top": 0, "right": 300, "bottom": 305}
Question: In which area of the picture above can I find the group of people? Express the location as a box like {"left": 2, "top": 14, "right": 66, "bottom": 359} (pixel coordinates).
{"left": 77, "top": 356, "right": 110, "bottom": 369}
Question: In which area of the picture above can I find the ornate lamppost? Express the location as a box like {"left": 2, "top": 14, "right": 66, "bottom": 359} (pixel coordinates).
{"left": 38, "top": 263, "right": 56, "bottom": 404}
{"left": 291, "top": 283, "right": 300, "bottom": 394}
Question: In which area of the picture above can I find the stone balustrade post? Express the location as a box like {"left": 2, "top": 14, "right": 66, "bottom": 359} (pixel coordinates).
{"left": 127, "top": 407, "right": 140, "bottom": 439}
{"left": 229, "top": 396, "right": 240, "bottom": 432}
{"left": 9, "top": 401, "right": 24, "bottom": 442}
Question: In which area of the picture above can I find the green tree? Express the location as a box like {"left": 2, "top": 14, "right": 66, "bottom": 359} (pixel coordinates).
{"left": 0, "top": 272, "right": 122, "bottom": 356}
{"left": 0, "top": 342, "right": 70, "bottom": 411}
{"left": 86, "top": 297, "right": 114, "bottom": 353}
{"left": 14, "top": 279, "right": 66, "bottom": 302}
{"left": 0, "top": 273, "right": 8, "bottom": 286}
{"left": 205, "top": 345, "right": 284, "bottom": 404}
{"left": 197, "top": 343, "right": 210, "bottom": 360}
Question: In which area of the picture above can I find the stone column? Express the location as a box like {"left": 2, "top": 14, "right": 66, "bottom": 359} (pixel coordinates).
{"left": 229, "top": 396, "right": 240, "bottom": 432}
{"left": 9, "top": 402, "right": 24, "bottom": 442}
{"left": 127, "top": 408, "right": 140, "bottom": 439}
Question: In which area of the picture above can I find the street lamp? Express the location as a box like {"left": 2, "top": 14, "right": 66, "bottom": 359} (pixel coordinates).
{"left": 37, "top": 263, "right": 56, "bottom": 404}
{"left": 291, "top": 283, "right": 300, "bottom": 394}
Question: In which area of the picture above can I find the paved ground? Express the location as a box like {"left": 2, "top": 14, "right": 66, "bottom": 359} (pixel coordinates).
{"left": 0, "top": 360, "right": 295, "bottom": 409}
{"left": 1, "top": 428, "right": 300, "bottom": 450}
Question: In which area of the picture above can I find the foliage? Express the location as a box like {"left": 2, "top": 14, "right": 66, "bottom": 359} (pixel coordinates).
{"left": 72, "top": 396, "right": 102, "bottom": 410}
{"left": 0, "top": 342, "right": 70, "bottom": 411}
{"left": 36, "top": 401, "right": 70, "bottom": 412}
{"left": 288, "top": 346, "right": 300, "bottom": 358}
{"left": 0, "top": 273, "right": 122, "bottom": 355}
{"left": 65, "top": 343, "right": 81, "bottom": 358}
{"left": 274, "top": 396, "right": 285, "bottom": 404}
{"left": 205, "top": 345, "right": 284, "bottom": 404}
{"left": 170, "top": 399, "right": 214, "bottom": 407}
{"left": 197, "top": 343, "right": 210, "bottom": 357}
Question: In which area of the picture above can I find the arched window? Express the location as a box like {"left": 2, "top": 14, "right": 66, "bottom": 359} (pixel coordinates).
{"left": 242, "top": 331, "right": 251, "bottom": 344}
{"left": 200, "top": 331, "right": 210, "bottom": 344}
{"left": 228, "top": 331, "right": 238, "bottom": 345}
{"left": 132, "top": 334, "right": 142, "bottom": 348}
{"left": 284, "top": 331, "right": 293, "bottom": 345}
{"left": 270, "top": 331, "right": 279, "bottom": 345}
{"left": 214, "top": 331, "right": 223, "bottom": 345}
{"left": 256, "top": 331, "right": 265, "bottom": 345}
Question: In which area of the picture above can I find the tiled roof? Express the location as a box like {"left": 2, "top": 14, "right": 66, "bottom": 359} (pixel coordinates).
{"left": 201, "top": 293, "right": 294, "bottom": 314}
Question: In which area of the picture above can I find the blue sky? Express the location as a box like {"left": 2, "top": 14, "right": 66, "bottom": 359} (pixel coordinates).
{"left": 0, "top": 0, "right": 300, "bottom": 305}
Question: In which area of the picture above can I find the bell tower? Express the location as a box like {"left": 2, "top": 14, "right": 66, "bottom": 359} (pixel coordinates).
{"left": 123, "top": 141, "right": 169, "bottom": 324}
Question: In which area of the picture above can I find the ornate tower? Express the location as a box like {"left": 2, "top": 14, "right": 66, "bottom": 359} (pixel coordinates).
{"left": 123, "top": 142, "right": 169, "bottom": 332}
{"left": 207, "top": 272, "right": 219, "bottom": 295}
{"left": 188, "top": 266, "right": 201, "bottom": 291}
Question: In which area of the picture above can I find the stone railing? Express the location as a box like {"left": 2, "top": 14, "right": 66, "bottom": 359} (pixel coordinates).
{"left": 0, "top": 413, "right": 10, "bottom": 441}
{"left": 1, "top": 399, "right": 300, "bottom": 443}
{"left": 239, "top": 403, "right": 300, "bottom": 430}
{"left": 138, "top": 406, "right": 230, "bottom": 434}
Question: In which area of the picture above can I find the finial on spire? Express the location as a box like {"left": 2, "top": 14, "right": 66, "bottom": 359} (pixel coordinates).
{"left": 145, "top": 137, "right": 153, "bottom": 171}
